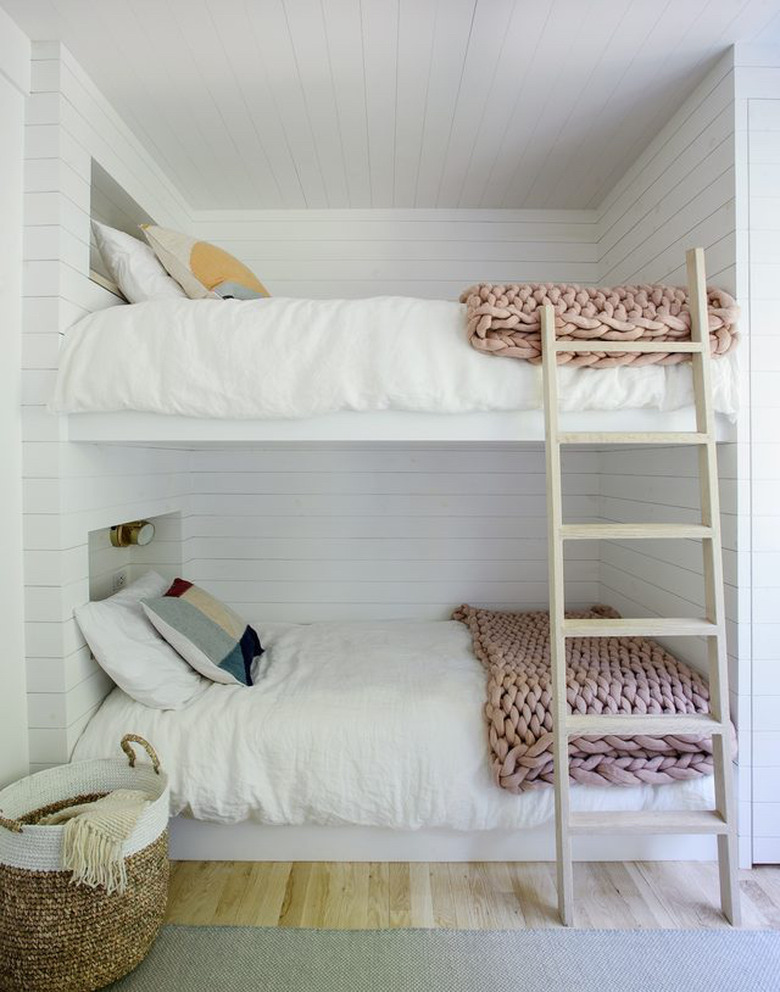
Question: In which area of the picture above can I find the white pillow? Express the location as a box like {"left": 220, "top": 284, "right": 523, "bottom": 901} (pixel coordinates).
{"left": 75, "top": 570, "right": 207, "bottom": 709}
{"left": 92, "top": 221, "right": 187, "bottom": 303}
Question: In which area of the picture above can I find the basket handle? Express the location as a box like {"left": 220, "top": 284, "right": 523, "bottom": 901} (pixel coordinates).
{"left": 120, "top": 734, "right": 161, "bottom": 775}
{"left": 0, "top": 812, "right": 22, "bottom": 834}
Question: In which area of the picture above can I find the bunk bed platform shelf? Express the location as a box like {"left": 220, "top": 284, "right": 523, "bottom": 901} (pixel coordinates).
{"left": 65, "top": 408, "right": 737, "bottom": 446}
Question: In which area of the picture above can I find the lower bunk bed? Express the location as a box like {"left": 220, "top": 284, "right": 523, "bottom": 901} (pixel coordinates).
{"left": 72, "top": 613, "right": 721, "bottom": 863}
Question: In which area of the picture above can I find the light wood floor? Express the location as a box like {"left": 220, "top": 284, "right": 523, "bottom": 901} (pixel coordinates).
{"left": 165, "top": 861, "right": 780, "bottom": 930}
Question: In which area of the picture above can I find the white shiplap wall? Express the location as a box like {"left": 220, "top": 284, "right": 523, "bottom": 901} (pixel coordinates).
{"left": 597, "top": 444, "right": 739, "bottom": 711}
{"left": 183, "top": 445, "right": 600, "bottom": 625}
{"left": 734, "top": 44, "right": 780, "bottom": 864}
{"left": 596, "top": 49, "right": 736, "bottom": 291}
{"left": 22, "top": 42, "right": 192, "bottom": 770}
{"left": 190, "top": 208, "right": 597, "bottom": 299}
{"left": 593, "top": 49, "right": 750, "bottom": 863}
{"left": 0, "top": 7, "right": 30, "bottom": 789}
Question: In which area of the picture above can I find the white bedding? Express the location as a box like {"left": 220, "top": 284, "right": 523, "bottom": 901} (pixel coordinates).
{"left": 51, "top": 297, "right": 739, "bottom": 419}
{"left": 72, "top": 619, "right": 713, "bottom": 830}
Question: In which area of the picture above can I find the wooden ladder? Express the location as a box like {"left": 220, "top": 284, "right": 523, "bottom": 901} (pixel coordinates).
{"left": 541, "top": 247, "right": 741, "bottom": 927}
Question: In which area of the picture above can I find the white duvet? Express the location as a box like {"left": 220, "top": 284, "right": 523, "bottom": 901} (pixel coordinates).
{"left": 73, "top": 619, "right": 713, "bottom": 830}
{"left": 51, "top": 297, "right": 739, "bottom": 419}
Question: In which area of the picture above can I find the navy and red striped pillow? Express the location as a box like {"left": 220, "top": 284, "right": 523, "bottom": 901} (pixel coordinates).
{"left": 142, "top": 578, "right": 262, "bottom": 686}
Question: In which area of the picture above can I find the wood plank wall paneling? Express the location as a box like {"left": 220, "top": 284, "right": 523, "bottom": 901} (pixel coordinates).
{"left": 594, "top": 51, "right": 748, "bottom": 865}
{"left": 0, "top": 8, "right": 29, "bottom": 790}
{"left": 734, "top": 46, "right": 780, "bottom": 864}
{"left": 22, "top": 42, "right": 192, "bottom": 771}
{"left": 189, "top": 208, "right": 598, "bottom": 300}
{"left": 183, "top": 445, "right": 601, "bottom": 625}
{"left": 596, "top": 50, "right": 736, "bottom": 293}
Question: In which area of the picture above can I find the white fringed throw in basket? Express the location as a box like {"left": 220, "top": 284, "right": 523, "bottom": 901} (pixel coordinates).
{"left": 39, "top": 788, "right": 152, "bottom": 894}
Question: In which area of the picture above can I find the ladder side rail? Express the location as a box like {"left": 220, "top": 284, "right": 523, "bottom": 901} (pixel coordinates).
{"left": 686, "top": 247, "right": 729, "bottom": 704}
{"left": 541, "top": 303, "right": 574, "bottom": 927}
{"left": 685, "top": 246, "right": 741, "bottom": 926}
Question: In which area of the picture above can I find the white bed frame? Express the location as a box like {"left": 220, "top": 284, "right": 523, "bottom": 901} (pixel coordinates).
{"left": 67, "top": 407, "right": 736, "bottom": 445}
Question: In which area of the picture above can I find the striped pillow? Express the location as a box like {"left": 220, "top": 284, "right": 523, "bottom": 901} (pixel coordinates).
{"left": 141, "top": 579, "right": 262, "bottom": 687}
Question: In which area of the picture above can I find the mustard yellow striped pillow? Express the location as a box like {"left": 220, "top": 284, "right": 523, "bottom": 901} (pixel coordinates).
{"left": 141, "top": 225, "right": 269, "bottom": 300}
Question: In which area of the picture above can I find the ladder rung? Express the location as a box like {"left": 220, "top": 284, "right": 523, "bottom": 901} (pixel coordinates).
{"left": 557, "top": 432, "right": 710, "bottom": 445}
{"left": 562, "top": 617, "right": 719, "bottom": 638}
{"left": 554, "top": 340, "right": 704, "bottom": 354}
{"left": 564, "top": 713, "right": 726, "bottom": 737}
{"left": 560, "top": 523, "right": 712, "bottom": 540}
{"left": 568, "top": 810, "right": 728, "bottom": 836}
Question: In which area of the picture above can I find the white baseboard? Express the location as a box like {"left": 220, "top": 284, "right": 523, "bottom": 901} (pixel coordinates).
{"left": 168, "top": 816, "right": 718, "bottom": 862}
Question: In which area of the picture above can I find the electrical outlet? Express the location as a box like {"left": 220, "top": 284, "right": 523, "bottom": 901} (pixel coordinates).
{"left": 112, "top": 569, "right": 128, "bottom": 594}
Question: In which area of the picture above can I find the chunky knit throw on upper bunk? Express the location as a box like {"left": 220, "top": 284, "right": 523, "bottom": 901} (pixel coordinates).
{"left": 452, "top": 604, "right": 731, "bottom": 792}
{"left": 459, "top": 282, "right": 738, "bottom": 367}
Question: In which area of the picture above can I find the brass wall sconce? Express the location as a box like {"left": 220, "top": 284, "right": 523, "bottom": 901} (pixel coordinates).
{"left": 110, "top": 520, "right": 156, "bottom": 548}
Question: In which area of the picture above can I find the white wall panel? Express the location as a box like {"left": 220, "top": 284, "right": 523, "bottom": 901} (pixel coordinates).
{"left": 0, "top": 6, "right": 30, "bottom": 789}
{"left": 190, "top": 207, "right": 597, "bottom": 299}
{"left": 183, "top": 445, "right": 601, "bottom": 626}
{"left": 21, "top": 43, "right": 191, "bottom": 770}
{"left": 594, "top": 50, "right": 747, "bottom": 861}
{"left": 735, "top": 46, "right": 780, "bottom": 862}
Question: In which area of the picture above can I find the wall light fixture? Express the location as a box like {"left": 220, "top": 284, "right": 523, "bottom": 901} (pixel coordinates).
{"left": 110, "top": 520, "right": 155, "bottom": 548}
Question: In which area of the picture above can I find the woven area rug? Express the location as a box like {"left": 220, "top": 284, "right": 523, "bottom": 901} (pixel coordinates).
{"left": 109, "top": 925, "right": 780, "bottom": 991}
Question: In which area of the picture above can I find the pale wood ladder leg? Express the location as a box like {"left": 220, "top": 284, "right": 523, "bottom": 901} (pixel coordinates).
{"left": 541, "top": 304, "right": 573, "bottom": 926}
{"left": 686, "top": 247, "right": 741, "bottom": 926}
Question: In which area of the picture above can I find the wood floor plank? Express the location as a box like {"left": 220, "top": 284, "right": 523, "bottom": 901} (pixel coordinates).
{"left": 620, "top": 862, "right": 674, "bottom": 928}
{"left": 278, "top": 862, "right": 314, "bottom": 928}
{"left": 635, "top": 862, "right": 728, "bottom": 929}
{"left": 166, "top": 860, "right": 780, "bottom": 930}
{"left": 479, "top": 863, "right": 526, "bottom": 928}
{"left": 507, "top": 863, "right": 559, "bottom": 928}
{"left": 230, "top": 862, "right": 293, "bottom": 926}
{"left": 367, "top": 862, "right": 390, "bottom": 929}
{"left": 321, "top": 863, "right": 370, "bottom": 929}
{"left": 447, "top": 864, "right": 477, "bottom": 929}
{"left": 165, "top": 861, "right": 233, "bottom": 925}
{"left": 409, "top": 863, "right": 435, "bottom": 928}
{"left": 213, "top": 861, "right": 255, "bottom": 925}
{"left": 429, "top": 863, "right": 459, "bottom": 928}
{"left": 388, "top": 862, "right": 412, "bottom": 928}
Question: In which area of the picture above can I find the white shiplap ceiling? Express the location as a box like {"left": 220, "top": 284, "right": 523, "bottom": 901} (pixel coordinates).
{"left": 4, "top": 0, "right": 780, "bottom": 210}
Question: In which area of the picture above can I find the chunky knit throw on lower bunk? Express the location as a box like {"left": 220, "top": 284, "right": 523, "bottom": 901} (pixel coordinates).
{"left": 452, "top": 604, "right": 730, "bottom": 792}
{"left": 459, "top": 282, "right": 738, "bottom": 367}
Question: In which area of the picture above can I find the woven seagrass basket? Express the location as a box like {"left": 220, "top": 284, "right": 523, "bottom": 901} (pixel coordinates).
{"left": 0, "top": 735, "right": 170, "bottom": 992}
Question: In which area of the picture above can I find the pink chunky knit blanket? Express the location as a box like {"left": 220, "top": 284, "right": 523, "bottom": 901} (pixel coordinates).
{"left": 459, "top": 282, "right": 738, "bottom": 367}
{"left": 453, "top": 604, "right": 729, "bottom": 792}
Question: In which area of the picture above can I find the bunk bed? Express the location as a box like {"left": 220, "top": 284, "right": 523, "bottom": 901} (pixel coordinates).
{"left": 62, "top": 257, "right": 738, "bottom": 855}
{"left": 56, "top": 167, "right": 740, "bottom": 922}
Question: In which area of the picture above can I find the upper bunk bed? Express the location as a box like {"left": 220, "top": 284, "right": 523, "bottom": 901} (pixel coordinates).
{"left": 59, "top": 166, "right": 739, "bottom": 446}
{"left": 55, "top": 291, "right": 739, "bottom": 445}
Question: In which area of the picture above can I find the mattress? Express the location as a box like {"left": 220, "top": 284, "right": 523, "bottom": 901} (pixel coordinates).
{"left": 50, "top": 297, "right": 739, "bottom": 420}
{"left": 72, "top": 619, "right": 714, "bottom": 830}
